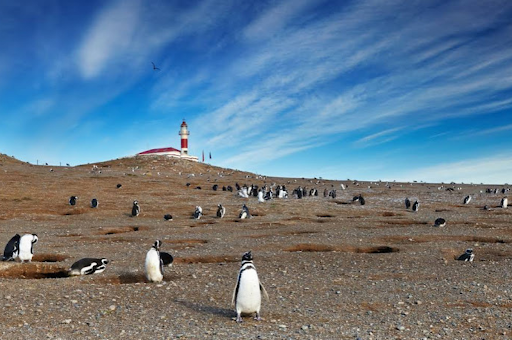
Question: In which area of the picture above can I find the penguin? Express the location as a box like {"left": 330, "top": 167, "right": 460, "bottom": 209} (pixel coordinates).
{"left": 457, "top": 249, "right": 474, "bottom": 262}
{"left": 116, "top": 183, "right": 122, "bottom": 189}
{"left": 145, "top": 240, "right": 164, "bottom": 282}
{"left": 358, "top": 194, "right": 365, "bottom": 205}
{"left": 212, "top": 184, "right": 218, "bottom": 191}
{"left": 69, "top": 258, "right": 109, "bottom": 276}
{"left": 405, "top": 197, "right": 411, "bottom": 209}
{"left": 412, "top": 200, "right": 419, "bottom": 212}
{"left": 434, "top": 218, "right": 446, "bottom": 227}
{"left": 232, "top": 251, "right": 269, "bottom": 323}
{"left": 132, "top": 200, "right": 140, "bottom": 217}
{"left": 193, "top": 206, "right": 203, "bottom": 219}
{"left": 463, "top": 195, "right": 471, "bottom": 205}
{"left": 239, "top": 204, "right": 250, "bottom": 219}
{"left": 352, "top": 195, "right": 360, "bottom": 202}
{"left": 18, "top": 234, "right": 38, "bottom": 263}
{"left": 257, "top": 190, "right": 264, "bottom": 203}
{"left": 217, "top": 204, "right": 226, "bottom": 218}
{"left": 91, "top": 198, "right": 98, "bottom": 208}
{"left": 164, "top": 214, "right": 173, "bottom": 221}
{"left": 160, "top": 252, "right": 174, "bottom": 267}
{"left": 69, "top": 196, "right": 78, "bottom": 206}
{"left": 2, "top": 234, "right": 20, "bottom": 261}
{"left": 501, "top": 197, "right": 508, "bottom": 209}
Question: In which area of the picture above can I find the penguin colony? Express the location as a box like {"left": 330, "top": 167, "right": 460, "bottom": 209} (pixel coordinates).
{"left": 1, "top": 170, "right": 509, "bottom": 324}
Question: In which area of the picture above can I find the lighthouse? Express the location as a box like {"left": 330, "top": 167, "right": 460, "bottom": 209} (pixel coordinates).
{"left": 179, "top": 120, "right": 190, "bottom": 155}
{"left": 136, "top": 120, "right": 198, "bottom": 161}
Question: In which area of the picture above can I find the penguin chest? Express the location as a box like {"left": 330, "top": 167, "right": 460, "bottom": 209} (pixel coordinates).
{"left": 18, "top": 238, "right": 34, "bottom": 261}
{"left": 145, "top": 250, "right": 163, "bottom": 282}
{"left": 236, "top": 270, "right": 261, "bottom": 313}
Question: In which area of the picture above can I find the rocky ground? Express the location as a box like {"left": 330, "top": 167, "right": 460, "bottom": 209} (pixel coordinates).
{"left": 0, "top": 153, "right": 511, "bottom": 339}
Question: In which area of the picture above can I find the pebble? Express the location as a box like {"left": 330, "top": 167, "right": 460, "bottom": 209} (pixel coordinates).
{"left": 62, "top": 319, "right": 72, "bottom": 324}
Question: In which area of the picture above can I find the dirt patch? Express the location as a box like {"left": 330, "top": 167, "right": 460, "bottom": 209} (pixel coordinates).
{"left": 284, "top": 244, "right": 337, "bottom": 252}
{"left": 98, "top": 226, "right": 146, "bottom": 235}
{"left": 376, "top": 235, "right": 509, "bottom": 244}
{"left": 32, "top": 253, "right": 69, "bottom": 262}
{"left": 167, "top": 239, "right": 208, "bottom": 245}
{"left": 174, "top": 255, "right": 238, "bottom": 264}
{"left": 316, "top": 214, "right": 335, "bottom": 218}
{"left": 285, "top": 244, "right": 399, "bottom": 253}
{"left": 0, "top": 263, "right": 69, "bottom": 279}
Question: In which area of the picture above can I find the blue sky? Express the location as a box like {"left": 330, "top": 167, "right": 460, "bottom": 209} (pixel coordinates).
{"left": 1, "top": 0, "right": 512, "bottom": 184}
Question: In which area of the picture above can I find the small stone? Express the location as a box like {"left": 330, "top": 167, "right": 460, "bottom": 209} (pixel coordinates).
{"left": 301, "top": 325, "right": 309, "bottom": 331}
{"left": 109, "top": 305, "right": 116, "bottom": 311}
{"left": 397, "top": 325, "right": 405, "bottom": 331}
{"left": 62, "top": 319, "right": 72, "bottom": 324}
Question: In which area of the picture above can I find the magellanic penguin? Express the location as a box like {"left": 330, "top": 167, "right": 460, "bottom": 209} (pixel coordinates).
{"left": 463, "top": 195, "right": 472, "bottom": 205}
{"left": 69, "top": 258, "right": 109, "bottom": 276}
{"left": 405, "top": 197, "right": 411, "bottom": 209}
{"left": 69, "top": 196, "right": 78, "bottom": 206}
{"left": 232, "top": 251, "right": 269, "bottom": 323}
{"left": 412, "top": 200, "right": 419, "bottom": 212}
{"left": 2, "top": 234, "right": 21, "bottom": 261}
{"left": 434, "top": 218, "right": 446, "bottom": 227}
{"left": 18, "top": 234, "right": 38, "bottom": 263}
{"left": 132, "top": 200, "right": 140, "bottom": 217}
{"left": 501, "top": 197, "right": 508, "bottom": 209}
{"left": 239, "top": 204, "right": 250, "bottom": 219}
{"left": 257, "top": 190, "right": 264, "bottom": 203}
{"left": 145, "top": 240, "right": 164, "bottom": 282}
{"left": 217, "top": 204, "right": 226, "bottom": 218}
{"left": 457, "top": 249, "right": 474, "bottom": 262}
{"left": 160, "top": 252, "right": 174, "bottom": 267}
{"left": 164, "top": 214, "right": 173, "bottom": 221}
{"left": 91, "top": 198, "right": 98, "bottom": 208}
{"left": 193, "top": 206, "right": 203, "bottom": 219}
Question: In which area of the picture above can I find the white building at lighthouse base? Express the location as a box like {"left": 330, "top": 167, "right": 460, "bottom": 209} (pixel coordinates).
{"left": 136, "top": 147, "right": 198, "bottom": 161}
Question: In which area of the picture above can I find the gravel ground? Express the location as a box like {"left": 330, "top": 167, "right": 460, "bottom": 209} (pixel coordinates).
{"left": 0, "top": 154, "right": 511, "bottom": 339}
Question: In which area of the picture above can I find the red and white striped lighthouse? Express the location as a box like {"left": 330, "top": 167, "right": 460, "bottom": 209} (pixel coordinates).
{"left": 179, "top": 120, "right": 190, "bottom": 155}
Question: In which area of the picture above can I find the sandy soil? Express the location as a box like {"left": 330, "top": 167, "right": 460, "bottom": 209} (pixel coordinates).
{"left": 0, "top": 153, "right": 511, "bottom": 339}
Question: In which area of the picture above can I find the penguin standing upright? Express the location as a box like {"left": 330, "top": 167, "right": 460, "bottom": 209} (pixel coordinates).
{"left": 2, "top": 234, "right": 21, "bottom": 261}
{"left": 193, "top": 206, "right": 203, "bottom": 219}
{"left": 18, "top": 234, "right": 38, "bottom": 263}
{"left": 257, "top": 190, "right": 264, "bottom": 203}
{"left": 69, "top": 258, "right": 109, "bottom": 276}
{"left": 232, "top": 251, "right": 269, "bottom": 323}
{"left": 501, "top": 197, "right": 508, "bottom": 209}
{"left": 145, "top": 240, "right": 163, "bottom": 282}
{"left": 69, "top": 196, "right": 78, "bottom": 206}
{"left": 463, "top": 195, "right": 472, "bottom": 205}
{"left": 91, "top": 198, "right": 98, "bottom": 208}
{"left": 405, "top": 198, "right": 411, "bottom": 209}
{"left": 239, "top": 204, "right": 250, "bottom": 219}
{"left": 217, "top": 204, "right": 226, "bottom": 218}
{"left": 412, "top": 200, "right": 419, "bottom": 212}
{"left": 132, "top": 200, "right": 140, "bottom": 217}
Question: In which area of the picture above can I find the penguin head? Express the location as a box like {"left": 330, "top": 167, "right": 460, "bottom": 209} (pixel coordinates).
{"left": 153, "top": 240, "right": 162, "bottom": 250}
{"left": 133, "top": 200, "right": 138, "bottom": 205}
{"left": 242, "top": 251, "right": 253, "bottom": 262}
{"left": 32, "top": 234, "right": 38, "bottom": 244}
{"left": 101, "top": 258, "right": 109, "bottom": 265}
{"left": 466, "top": 249, "right": 473, "bottom": 254}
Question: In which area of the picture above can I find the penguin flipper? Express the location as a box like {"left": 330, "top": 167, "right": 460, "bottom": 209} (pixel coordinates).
{"left": 260, "top": 282, "right": 269, "bottom": 301}
{"left": 232, "top": 273, "right": 241, "bottom": 306}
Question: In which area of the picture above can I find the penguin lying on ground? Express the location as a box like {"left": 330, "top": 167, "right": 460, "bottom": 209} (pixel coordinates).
{"left": 69, "top": 258, "right": 109, "bottom": 276}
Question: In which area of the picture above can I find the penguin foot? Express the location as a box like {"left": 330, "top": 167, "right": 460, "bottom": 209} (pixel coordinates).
{"left": 254, "top": 313, "right": 262, "bottom": 321}
{"left": 236, "top": 315, "right": 243, "bottom": 323}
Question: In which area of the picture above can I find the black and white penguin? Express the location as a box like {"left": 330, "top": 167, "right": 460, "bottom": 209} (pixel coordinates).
{"left": 239, "top": 204, "right": 250, "bottom": 219}
{"left": 145, "top": 240, "right": 163, "bottom": 282}
{"left": 405, "top": 198, "right": 411, "bottom": 209}
{"left": 116, "top": 183, "right": 122, "bottom": 189}
{"left": 232, "top": 251, "right": 269, "bottom": 323}
{"left": 434, "top": 218, "right": 446, "bottom": 227}
{"left": 193, "top": 206, "right": 203, "bottom": 219}
{"left": 217, "top": 204, "right": 226, "bottom": 218}
{"left": 69, "top": 196, "right": 78, "bottom": 206}
{"left": 132, "top": 200, "right": 140, "bottom": 217}
{"left": 257, "top": 190, "right": 264, "bottom": 203}
{"left": 2, "top": 234, "right": 20, "bottom": 261}
{"left": 412, "top": 200, "right": 419, "bottom": 212}
{"left": 352, "top": 195, "right": 360, "bottom": 202}
{"left": 160, "top": 252, "right": 174, "bottom": 267}
{"left": 212, "top": 184, "right": 218, "bottom": 191}
{"left": 69, "top": 258, "right": 109, "bottom": 276}
{"left": 463, "top": 195, "right": 472, "bottom": 205}
{"left": 457, "top": 249, "right": 474, "bottom": 262}
{"left": 501, "top": 197, "right": 508, "bottom": 209}
{"left": 164, "top": 214, "right": 173, "bottom": 221}
{"left": 91, "top": 198, "right": 98, "bottom": 208}
{"left": 358, "top": 195, "right": 365, "bottom": 205}
{"left": 18, "top": 234, "right": 38, "bottom": 263}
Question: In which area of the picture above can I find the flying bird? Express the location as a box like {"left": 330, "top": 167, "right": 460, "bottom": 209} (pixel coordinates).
{"left": 151, "top": 62, "right": 160, "bottom": 71}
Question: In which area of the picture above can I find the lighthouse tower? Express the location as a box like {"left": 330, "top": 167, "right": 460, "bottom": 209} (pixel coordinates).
{"left": 179, "top": 120, "right": 190, "bottom": 155}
